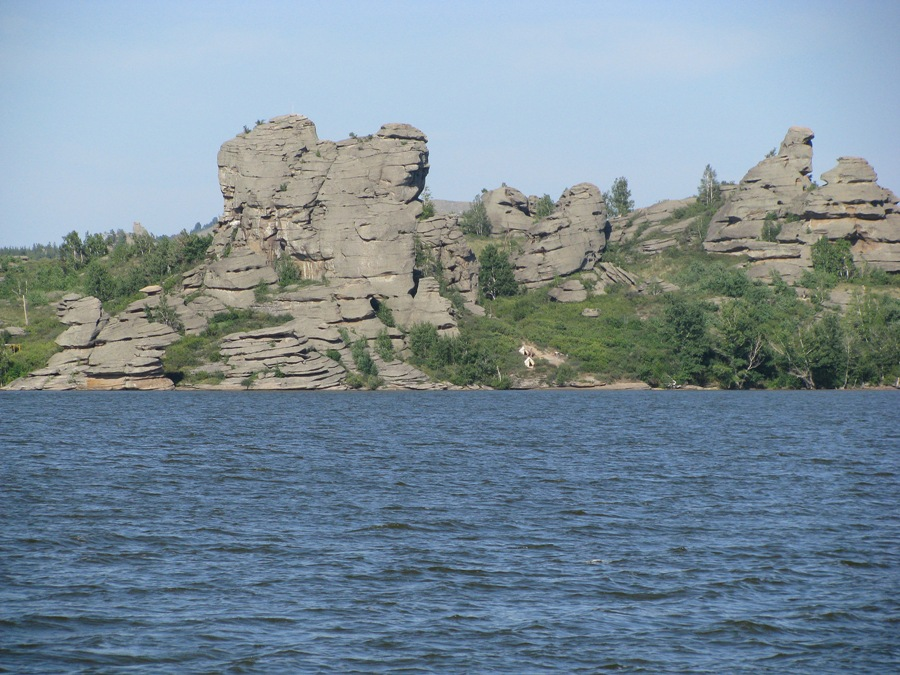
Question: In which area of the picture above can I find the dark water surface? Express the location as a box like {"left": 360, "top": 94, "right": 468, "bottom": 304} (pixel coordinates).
{"left": 1, "top": 391, "right": 897, "bottom": 673}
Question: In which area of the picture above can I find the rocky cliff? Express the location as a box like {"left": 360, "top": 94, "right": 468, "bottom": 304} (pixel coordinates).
{"left": 704, "top": 127, "right": 900, "bottom": 281}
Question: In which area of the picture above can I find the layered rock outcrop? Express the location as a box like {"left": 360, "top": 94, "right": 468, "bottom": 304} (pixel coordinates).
{"left": 511, "top": 183, "right": 609, "bottom": 289}
{"left": 212, "top": 116, "right": 427, "bottom": 292}
{"left": 7, "top": 291, "right": 180, "bottom": 390}
{"left": 704, "top": 128, "right": 900, "bottom": 280}
{"left": 193, "top": 114, "right": 458, "bottom": 330}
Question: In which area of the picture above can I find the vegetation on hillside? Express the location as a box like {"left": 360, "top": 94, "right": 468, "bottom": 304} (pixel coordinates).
{"left": 2, "top": 206, "right": 899, "bottom": 390}
{"left": 0, "top": 228, "right": 213, "bottom": 385}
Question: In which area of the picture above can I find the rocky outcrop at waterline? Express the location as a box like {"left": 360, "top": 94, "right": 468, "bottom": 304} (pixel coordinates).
{"left": 5, "top": 118, "right": 898, "bottom": 391}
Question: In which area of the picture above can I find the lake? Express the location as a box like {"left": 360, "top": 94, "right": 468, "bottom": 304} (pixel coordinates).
{"left": 1, "top": 391, "right": 897, "bottom": 673}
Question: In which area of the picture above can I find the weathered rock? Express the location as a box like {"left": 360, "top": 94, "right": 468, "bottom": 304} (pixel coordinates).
{"left": 214, "top": 323, "right": 347, "bottom": 390}
{"left": 512, "top": 183, "right": 609, "bottom": 289}
{"left": 203, "top": 249, "right": 278, "bottom": 309}
{"left": 7, "top": 291, "right": 181, "bottom": 390}
{"left": 214, "top": 115, "right": 426, "bottom": 290}
{"left": 706, "top": 127, "right": 813, "bottom": 250}
{"left": 54, "top": 295, "right": 109, "bottom": 349}
{"left": 590, "top": 262, "right": 639, "bottom": 293}
{"left": 548, "top": 279, "right": 588, "bottom": 303}
{"left": 414, "top": 214, "right": 479, "bottom": 304}
{"left": 208, "top": 114, "right": 459, "bottom": 337}
{"left": 704, "top": 128, "right": 900, "bottom": 280}
{"left": 483, "top": 186, "right": 533, "bottom": 235}
{"left": 802, "top": 158, "right": 900, "bottom": 272}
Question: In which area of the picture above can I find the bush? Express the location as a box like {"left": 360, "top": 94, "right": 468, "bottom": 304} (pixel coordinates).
{"left": 351, "top": 339, "right": 378, "bottom": 377}
{"left": 275, "top": 251, "right": 302, "bottom": 286}
{"left": 144, "top": 293, "right": 184, "bottom": 334}
{"left": 254, "top": 281, "right": 271, "bottom": 302}
{"left": 532, "top": 194, "right": 555, "bottom": 220}
{"left": 374, "top": 299, "right": 395, "bottom": 327}
{"left": 418, "top": 187, "right": 435, "bottom": 220}
{"left": 376, "top": 330, "right": 395, "bottom": 361}
{"left": 811, "top": 237, "right": 855, "bottom": 280}
{"left": 761, "top": 213, "right": 782, "bottom": 242}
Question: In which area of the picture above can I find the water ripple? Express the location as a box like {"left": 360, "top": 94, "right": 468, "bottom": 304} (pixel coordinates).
{"left": 1, "top": 390, "right": 897, "bottom": 673}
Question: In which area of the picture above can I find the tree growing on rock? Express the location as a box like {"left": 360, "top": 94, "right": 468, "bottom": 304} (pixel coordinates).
{"left": 605, "top": 177, "right": 634, "bottom": 218}
{"left": 811, "top": 237, "right": 856, "bottom": 280}
{"left": 460, "top": 192, "right": 491, "bottom": 236}
{"left": 697, "top": 164, "right": 722, "bottom": 206}
{"left": 478, "top": 244, "right": 518, "bottom": 300}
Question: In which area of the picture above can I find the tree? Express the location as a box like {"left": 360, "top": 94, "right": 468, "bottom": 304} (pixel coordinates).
{"left": 84, "top": 260, "right": 116, "bottom": 302}
{"left": 418, "top": 187, "right": 435, "bottom": 220}
{"left": 459, "top": 193, "right": 491, "bottom": 236}
{"left": 811, "top": 237, "right": 855, "bottom": 280}
{"left": 697, "top": 164, "right": 721, "bottom": 206}
{"left": 83, "top": 232, "right": 108, "bottom": 261}
{"left": 60, "top": 231, "right": 85, "bottom": 267}
{"left": 532, "top": 194, "right": 555, "bottom": 220}
{"left": 605, "top": 177, "right": 634, "bottom": 217}
{"left": 478, "top": 244, "right": 518, "bottom": 300}
{"left": 661, "top": 296, "right": 711, "bottom": 384}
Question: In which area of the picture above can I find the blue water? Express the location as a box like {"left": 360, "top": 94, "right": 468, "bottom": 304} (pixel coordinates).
{"left": 1, "top": 391, "right": 897, "bottom": 673}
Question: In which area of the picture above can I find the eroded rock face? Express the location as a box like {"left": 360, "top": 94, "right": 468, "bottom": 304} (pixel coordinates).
{"left": 6, "top": 292, "right": 179, "bottom": 391}
{"left": 414, "top": 214, "right": 479, "bottom": 305}
{"left": 203, "top": 114, "right": 458, "bottom": 336}
{"left": 513, "top": 183, "right": 609, "bottom": 288}
{"left": 706, "top": 127, "right": 813, "bottom": 246}
{"left": 483, "top": 186, "right": 533, "bottom": 234}
{"left": 800, "top": 158, "right": 900, "bottom": 272}
{"left": 704, "top": 128, "right": 900, "bottom": 280}
{"left": 213, "top": 115, "right": 427, "bottom": 294}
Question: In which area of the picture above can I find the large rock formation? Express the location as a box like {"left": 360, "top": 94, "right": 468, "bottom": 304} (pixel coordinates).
{"left": 704, "top": 128, "right": 900, "bottom": 280}
{"left": 512, "top": 183, "right": 610, "bottom": 289}
{"left": 212, "top": 116, "right": 426, "bottom": 290}
{"left": 800, "top": 158, "right": 900, "bottom": 272}
{"left": 468, "top": 183, "right": 609, "bottom": 289}
{"left": 192, "top": 114, "right": 457, "bottom": 329}
{"left": 7, "top": 291, "right": 179, "bottom": 391}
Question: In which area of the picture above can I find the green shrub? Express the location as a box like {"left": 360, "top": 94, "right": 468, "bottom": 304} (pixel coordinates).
{"left": 374, "top": 299, "right": 395, "bottom": 327}
{"left": 351, "top": 339, "right": 378, "bottom": 377}
{"left": 532, "top": 194, "right": 555, "bottom": 220}
{"left": 418, "top": 187, "right": 435, "bottom": 220}
{"left": 554, "top": 363, "right": 576, "bottom": 386}
{"left": 376, "top": 330, "right": 395, "bottom": 361}
{"left": 275, "top": 251, "right": 302, "bottom": 286}
{"left": 144, "top": 293, "right": 184, "bottom": 334}
{"left": 254, "top": 281, "right": 271, "bottom": 302}
{"left": 811, "top": 237, "right": 855, "bottom": 280}
{"left": 761, "top": 213, "right": 782, "bottom": 242}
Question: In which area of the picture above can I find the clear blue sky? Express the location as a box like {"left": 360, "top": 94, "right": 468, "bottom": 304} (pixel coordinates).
{"left": 1, "top": 0, "right": 898, "bottom": 247}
